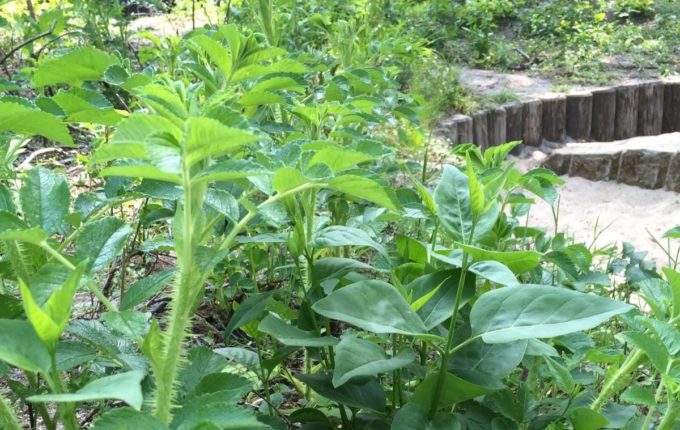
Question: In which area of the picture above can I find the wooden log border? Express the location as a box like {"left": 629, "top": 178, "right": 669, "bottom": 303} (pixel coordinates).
{"left": 447, "top": 79, "right": 679, "bottom": 149}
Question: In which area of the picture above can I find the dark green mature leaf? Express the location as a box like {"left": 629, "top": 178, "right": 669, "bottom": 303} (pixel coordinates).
{"left": 434, "top": 165, "right": 498, "bottom": 243}
{"left": 76, "top": 217, "right": 133, "bottom": 273}
{"left": 296, "top": 373, "right": 386, "bottom": 412}
{"left": 328, "top": 175, "right": 399, "bottom": 211}
{"left": 33, "top": 47, "right": 119, "bottom": 87}
{"left": 391, "top": 402, "right": 458, "bottom": 430}
{"left": 29, "top": 370, "right": 146, "bottom": 410}
{"left": 468, "top": 261, "right": 518, "bottom": 286}
{"left": 333, "top": 335, "right": 415, "bottom": 387}
{"left": 622, "top": 331, "right": 669, "bottom": 373}
{"left": 569, "top": 407, "right": 608, "bottom": 430}
{"left": 52, "top": 89, "right": 123, "bottom": 126}
{"left": 0, "top": 319, "right": 51, "bottom": 373}
{"left": 193, "top": 160, "right": 271, "bottom": 184}
{"left": 407, "top": 270, "right": 475, "bottom": 330}
{"left": 412, "top": 371, "right": 503, "bottom": 408}
{"left": 258, "top": 314, "right": 338, "bottom": 347}
{"left": 90, "top": 408, "right": 168, "bottom": 430}
{"left": 471, "top": 285, "right": 633, "bottom": 343}
{"left": 311, "top": 226, "right": 387, "bottom": 258}
{"left": 450, "top": 338, "right": 527, "bottom": 380}
{"left": 620, "top": 386, "right": 656, "bottom": 407}
{"left": 458, "top": 244, "right": 540, "bottom": 274}
{"left": 20, "top": 167, "right": 70, "bottom": 234}
{"left": 213, "top": 347, "right": 260, "bottom": 369}
{"left": 0, "top": 101, "right": 73, "bottom": 145}
{"left": 121, "top": 269, "right": 175, "bottom": 310}
{"left": 224, "top": 292, "right": 275, "bottom": 339}
{"left": 312, "top": 280, "right": 430, "bottom": 337}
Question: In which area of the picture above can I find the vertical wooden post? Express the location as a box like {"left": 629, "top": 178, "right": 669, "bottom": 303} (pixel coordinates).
{"left": 488, "top": 107, "right": 507, "bottom": 147}
{"left": 614, "top": 83, "right": 639, "bottom": 140}
{"left": 522, "top": 99, "right": 542, "bottom": 147}
{"left": 541, "top": 95, "right": 567, "bottom": 143}
{"left": 473, "top": 110, "right": 489, "bottom": 149}
{"left": 455, "top": 115, "right": 473, "bottom": 145}
{"left": 662, "top": 81, "right": 680, "bottom": 133}
{"left": 504, "top": 102, "right": 523, "bottom": 144}
{"left": 637, "top": 80, "right": 664, "bottom": 136}
{"left": 565, "top": 91, "right": 592, "bottom": 140}
{"left": 590, "top": 87, "right": 616, "bottom": 141}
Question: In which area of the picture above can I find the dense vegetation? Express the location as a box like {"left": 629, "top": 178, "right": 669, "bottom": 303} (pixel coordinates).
{"left": 0, "top": 1, "right": 679, "bottom": 429}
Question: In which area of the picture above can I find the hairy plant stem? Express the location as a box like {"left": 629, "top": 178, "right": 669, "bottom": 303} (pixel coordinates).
{"left": 0, "top": 390, "right": 21, "bottom": 430}
{"left": 590, "top": 349, "right": 644, "bottom": 411}
{"left": 658, "top": 396, "right": 679, "bottom": 430}
{"left": 154, "top": 167, "right": 201, "bottom": 423}
{"left": 641, "top": 375, "right": 665, "bottom": 429}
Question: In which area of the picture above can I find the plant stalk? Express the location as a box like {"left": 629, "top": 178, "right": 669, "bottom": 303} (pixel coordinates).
{"left": 590, "top": 349, "right": 644, "bottom": 411}
{"left": 0, "top": 390, "right": 21, "bottom": 430}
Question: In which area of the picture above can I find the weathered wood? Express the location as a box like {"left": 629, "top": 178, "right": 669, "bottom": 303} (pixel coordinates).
{"left": 522, "top": 99, "right": 542, "bottom": 147}
{"left": 614, "top": 83, "right": 639, "bottom": 140}
{"left": 504, "top": 102, "right": 523, "bottom": 143}
{"left": 435, "top": 115, "right": 457, "bottom": 144}
{"left": 565, "top": 91, "right": 592, "bottom": 140}
{"left": 487, "top": 107, "right": 507, "bottom": 147}
{"left": 637, "top": 80, "right": 664, "bottom": 136}
{"left": 541, "top": 95, "right": 566, "bottom": 143}
{"left": 590, "top": 87, "right": 616, "bottom": 141}
{"left": 662, "top": 81, "right": 680, "bottom": 133}
{"left": 472, "top": 110, "right": 489, "bottom": 148}
{"left": 455, "top": 114, "right": 473, "bottom": 145}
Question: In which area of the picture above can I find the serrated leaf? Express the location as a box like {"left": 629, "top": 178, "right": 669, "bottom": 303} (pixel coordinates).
{"left": 328, "top": 175, "right": 399, "bottom": 211}
{"left": 183, "top": 117, "right": 258, "bottom": 166}
{"left": 0, "top": 101, "right": 73, "bottom": 145}
{"left": 76, "top": 217, "right": 133, "bottom": 273}
{"left": 90, "top": 408, "right": 168, "bottom": 430}
{"left": 33, "top": 47, "right": 119, "bottom": 87}
{"left": 20, "top": 167, "right": 70, "bottom": 234}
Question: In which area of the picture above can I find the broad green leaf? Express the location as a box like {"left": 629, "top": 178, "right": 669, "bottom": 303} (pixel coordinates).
{"left": 621, "top": 386, "right": 656, "bottom": 407}
{"left": 468, "top": 261, "right": 518, "bottom": 286}
{"left": 328, "top": 175, "right": 399, "bottom": 211}
{"left": 52, "top": 90, "right": 123, "bottom": 126}
{"left": 90, "top": 408, "right": 168, "bottom": 430}
{"left": 183, "top": 117, "right": 258, "bottom": 166}
{"left": 101, "top": 310, "right": 149, "bottom": 338}
{"left": 33, "top": 47, "right": 119, "bottom": 87}
{"left": 569, "top": 407, "right": 608, "bottom": 430}
{"left": 312, "top": 257, "right": 377, "bottom": 283}
{"left": 450, "top": 337, "right": 527, "bottom": 380}
{"left": 407, "top": 270, "right": 475, "bottom": 330}
{"left": 622, "top": 331, "right": 669, "bottom": 373}
{"left": 435, "top": 165, "right": 498, "bottom": 243}
{"left": 188, "top": 34, "right": 232, "bottom": 78}
{"left": 28, "top": 370, "right": 146, "bottom": 410}
{"left": 20, "top": 263, "right": 85, "bottom": 349}
{"left": 76, "top": 217, "right": 133, "bottom": 273}
{"left": 333, "top": 336, "right": 414, "bottom": 387}
{"left": 637, "top": 316, "right": 680, "bottom": 355}
{"left": 470, "top": 285, "right": 633, "bottom": 343}
{"left": 466, "top": 155, "right": 484, "bottom": 215}
{"left": 0, "top": 319, "right": 51, "bottom": 373}
{"left": 662, "top": 268, "right": 680, "bottom": 319}
{"left": 213, "top": 347, "right": 260, "bottom": 369}
{"left": 100, "top": 163, "right": 182, "bottom": 184}
{"left": 662, "top": 226, "right": 680, "bottom": 239}
{"left": 296, "top": 373, "right": 386, "bottom": 412}
{"left": 308, "top": 148, "right": 375, "bottom": 173}
{"left": 311, "top": 226, "right": 387, "bottom": 258}
{"left": 92, "top": 114, "right": 180, "bottom": 164}
{"left": 224, "top": 292, "right": 275, "bottom": 339}
{"left": 312, "top": 280, "right": 431, "bottom": 337}
{"left": 412, "top": 371, "right": 503, "bottom": 408}
{"left": 0, "top": 183, "right": 15, "bottom": 213}
{"left": 121, "top": 269, "right": 175, "bottom": 310}
{"left": 192, "top": 160, "right": 271, "bottom": 184}
{"left": 457, "top": 243, "right": 540, "bottom": 274}
{"left": 258, "top": 314, "right": 338, "bottom": 347}
{"left": 544, "top": 356, "right": 575, "bottom": 393}
{"left": 20, "top": 167, "right": 70, "bottom": 234}
{"left": 391, "top": 402, "right": 458, "bottom": 430}
{"left": 271, "top": 167, "right": 308, "bottom": 193}
{"left": 0, "top": 101, "right": 73, "bottom": 146}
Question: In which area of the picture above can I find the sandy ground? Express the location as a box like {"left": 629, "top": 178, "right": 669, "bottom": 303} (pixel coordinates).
{"left": 513, "top": 143, "right": 680, "bottom": 267}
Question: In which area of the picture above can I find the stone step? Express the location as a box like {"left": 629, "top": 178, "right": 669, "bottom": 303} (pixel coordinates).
{"left": 542, "top": 133, "right": 680, "bottom": 192}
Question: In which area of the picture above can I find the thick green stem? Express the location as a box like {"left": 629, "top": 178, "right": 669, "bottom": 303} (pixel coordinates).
{"left": 641, "top": 376, "right": 664, "bottom": 429}
{"left": 591, "top": 349, "right": 644, "bottom": 411}
{"left": 658, "top": 396, "right": 679, "bottom": 430}
{"left": 0, "top": 390, "right": 21, "bottom": 430}
{"left": 429, "top": 251, "right": 472, "bottom": 418}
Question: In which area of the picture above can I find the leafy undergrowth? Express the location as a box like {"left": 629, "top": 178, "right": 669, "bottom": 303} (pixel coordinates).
{"left": 0, "top": 2, "right": 679, "bottom": 430}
